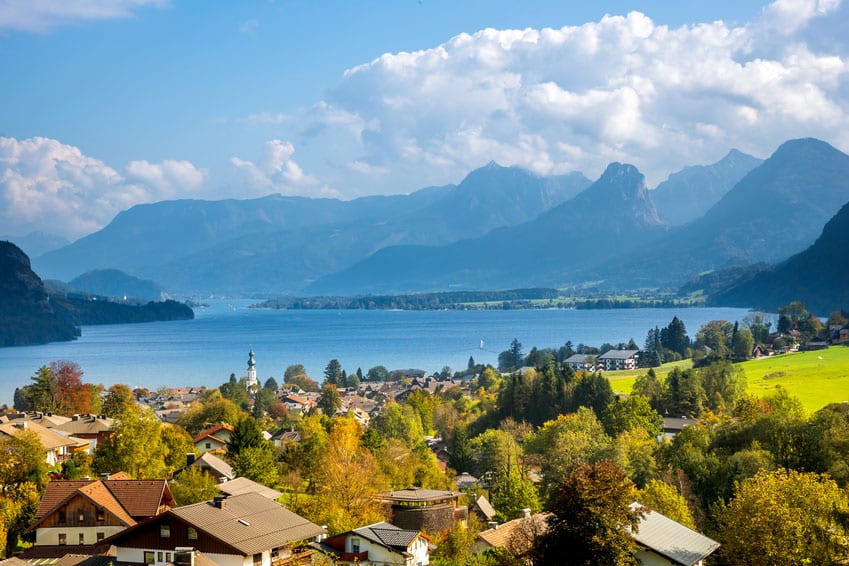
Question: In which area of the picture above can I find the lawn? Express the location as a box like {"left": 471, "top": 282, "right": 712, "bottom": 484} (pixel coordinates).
{"left": 603, "top": 347, "right": 849, "bottom": 414}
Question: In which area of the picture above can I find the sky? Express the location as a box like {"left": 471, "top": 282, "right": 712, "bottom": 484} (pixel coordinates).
{"left": 1, "top": 0, "right": 848, "bottom": 240}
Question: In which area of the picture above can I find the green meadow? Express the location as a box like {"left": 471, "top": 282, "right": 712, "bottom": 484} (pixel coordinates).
{"left": 604, "top": 346, "right": 849, "bottom": 414}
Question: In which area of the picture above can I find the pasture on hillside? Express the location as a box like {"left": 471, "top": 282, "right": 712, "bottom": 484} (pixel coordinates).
{"left": 604, "top": 347, "right": 849, "bottom": 414}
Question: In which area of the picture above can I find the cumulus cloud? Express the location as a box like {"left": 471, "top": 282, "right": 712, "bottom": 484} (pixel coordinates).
{"left": 0, "top": 136, "right": 205, "bottom": 240}
{"left": 231, "top": 139, "right": 325, "bottom": 196}
{"left": 0, "top": 0, "right": 169, "bottom": 33}
{"left": 285, "top": 0, "right": 849, "bottom": 193}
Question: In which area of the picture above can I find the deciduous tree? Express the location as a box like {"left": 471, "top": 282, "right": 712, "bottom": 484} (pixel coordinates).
{"left": 169, "top": 467, "right": 221, "bottom": 506}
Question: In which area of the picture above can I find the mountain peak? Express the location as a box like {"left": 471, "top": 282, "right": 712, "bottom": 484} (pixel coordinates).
{"left": 772, "top": 137, "right": 838, "bottom": 159}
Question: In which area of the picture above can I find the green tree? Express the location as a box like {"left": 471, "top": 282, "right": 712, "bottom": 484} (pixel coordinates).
{"left": 603, "top": 395, "right": 663, "bottom": 438}
{"left": 366, "top": 365, "right": 390, "bottom": 382}
{"left": 94, "top": 404, "right": 167, "bottom": 478}
{"left": 169, "top": 467, "right": 221, "bottom": 506}
{"left": 160, "top": 424, "right": 196, "bottom": 475}
{"left": 252, "top": 387, "right": 276, "bottom": 419}
{"left": 664, "top": 367, "right": 705, "bottom": 418}
{"left": 0, "top": 430, "right": 49, "bottom": 491}
{"left": 61, "top": 451, "right": 94, "bottom": 480}
{"left": 317, "top": 383, "right": 342, "bottom": 415}
{"left": 219, "top": 374, "right": 249, "bottom": 410}
{"left": 178, "top": 394, "right": 244, "bottom": 435}
{"left": 228, "top": 416, "right": 266, "bottom": 456}
{"left": 731, "top": 327, "right": 754, "bottom": 361}
{"left": 743, "top": 312, "right": 773, "bottom": 344}
{"left": 263, "top": 377, "right": 278, "bottom": 391}
{"left": 498, "top": 338, "right": 524, "bottom": 371}
{"left": 660, "top": 316, "right": 690, "bottom": 356}
{"left": 15, "top": 365, "right": 60, "bottom": 413}
{"left": 372, "top": 402, "right": 424, "bottom": 447}
{"left": 714, "top": 469, "right": 849, "bottom": 565}
{"left": 699, "top": 360, "right": 746, "bottom": 413}
{"left": 572, "top": 372, "right": 614, "bottom": 420}
{"left": 102, "top": 383, "right": 137, "bottom": 417}
{"left": 695, "top": 320, "right": 734, "bottom": 357}
{"left": 534, "top": 460, "right": 643, "bottom": 566}
{"left": 233, "top": 444, "right": 280, "bottom": 486}
{"left": 631, "top": 369, "right": 666, "bottom": 413}
{"left": 489, "top": 465, "right": 541, "bottom": 522}
{"left": 323, "top": 359, "right": 343, "bottom": 386}
{"left": 637, "top": 479, "right": 695, "bottom": 529}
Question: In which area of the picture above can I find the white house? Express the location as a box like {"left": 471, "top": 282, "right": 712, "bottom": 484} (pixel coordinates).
{"left": 321, "top": 521, "right": 431, "bottom": 566}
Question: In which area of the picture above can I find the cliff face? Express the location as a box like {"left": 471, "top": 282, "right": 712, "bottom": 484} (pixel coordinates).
{"left": 0, "top": 241, "right": 79, "bottom": 346}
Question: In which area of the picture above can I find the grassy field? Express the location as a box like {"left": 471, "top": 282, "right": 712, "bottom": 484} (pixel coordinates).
{"left": 603, "top": 347, "right": 849, "bottom": 414}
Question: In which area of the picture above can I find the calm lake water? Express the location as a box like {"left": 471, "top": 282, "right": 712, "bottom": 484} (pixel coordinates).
{"left": 0, "top": 301, "right": 752, "bottom": 405}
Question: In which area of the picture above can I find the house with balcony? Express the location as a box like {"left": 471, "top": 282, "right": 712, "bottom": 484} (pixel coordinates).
{"left": 597, "top": 349, "right": 640, "bottom": 371}
{"left": 320, "top": 521, "right": 430, "bottom": 566}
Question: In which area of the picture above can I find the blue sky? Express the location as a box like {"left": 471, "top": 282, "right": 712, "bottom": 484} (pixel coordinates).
{"left": 1, "top": 0, "right": 847, "bottom": 239}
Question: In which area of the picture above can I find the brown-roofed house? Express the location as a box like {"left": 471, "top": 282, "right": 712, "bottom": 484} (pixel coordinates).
{"left": 0, "top": 420, "right": 85, "bottom": 466}
{"left": 107, "top": 492, "right": 323, "bottom": 566}
{"left": 27, "top": 476, "right": 175, "bottom": 555}
{"left": 193, "top": 424, "right": 234, "bottom": 454}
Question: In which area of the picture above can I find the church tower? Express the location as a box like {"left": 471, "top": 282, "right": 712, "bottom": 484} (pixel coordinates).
{"left": 246, "top": 347, "right": 258, "bottom": 390}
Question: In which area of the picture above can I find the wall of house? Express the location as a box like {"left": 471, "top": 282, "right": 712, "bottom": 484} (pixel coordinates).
{"left": 391, "top": 503, "right": 454, "bottom": 533}
{"left": 36, "top": 526, "right": 125, "bottom": 546}
{"left": 116, "top": 547, "right": 248, "bottom": 566}
{"left": 38, "top": 496, "right": 127, "bottom": 528}
{"left": 634, "top": 549, "right": 684, "bottom": 566}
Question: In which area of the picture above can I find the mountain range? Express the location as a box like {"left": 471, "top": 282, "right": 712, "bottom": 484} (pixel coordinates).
{"left": 23, "top": 138, "right": 849, "bottom": 307}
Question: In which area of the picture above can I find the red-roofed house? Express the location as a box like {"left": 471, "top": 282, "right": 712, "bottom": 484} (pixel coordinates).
{"left": 193, "top": 424, "right": 234, "bottom": 454}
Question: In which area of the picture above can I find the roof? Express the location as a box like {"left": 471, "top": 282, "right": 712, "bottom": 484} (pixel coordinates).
{"left": 192, "top": 424, "right": 234, "bottom": 444}
{"left": 471, "top": 496, "right": 496, "bottom": 521}
{"left": 351, "top": 521, "right": 422, "bottom": 552}
{"left": 0, "top": 421, "right": 82, "bottom": 451}
{"left": 53, "top": 415, "right": 114, "bottom": 435}
{"left": 0, "top": 557, "right": 31, "bottom": 566}
{"left": 217, "top": 477, "right": 282, "bottom": 499}
{"left": 1, "top": 412, "right": 72, "bottom": 428}
{"left": 598, "top": 349, "right": 640, "bottom": 360}
{"left": 630, "top": 504, "right": 720, "bottom": 566}
{"left": 168, "top": 493, "right": 324, "bottom": 555}
{"left": 35, "top": 478, "right": 173, "bottom": 526}
{"left": 476, "top": 514, "right": 551, "bottom": 549}
{"left": 454, "top": 472, "right": 478, "bottom": 489}
{"left": 565, "top": 354, "right": 594, "bottom": 363}
{"left": 379, "top": 487, "right": 458, "bottom": 503}
{"left": 192, "top": 452, "right": 234, "bottom": 480}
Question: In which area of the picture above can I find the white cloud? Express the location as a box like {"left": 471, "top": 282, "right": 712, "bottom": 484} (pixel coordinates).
{"left": 280, "top": 0, "right": 849, "bottom": 192}
{"left": 230, "top": 139, "right": 322, "bottom": 196}
{"left": 0, "top": 136, "right": 205, "bottom": 240}
{"left": 0, "top": 0, "right": 169, "bottom": 33}
{"left": 239, "top": 18, "right": 259, "bottom": 35}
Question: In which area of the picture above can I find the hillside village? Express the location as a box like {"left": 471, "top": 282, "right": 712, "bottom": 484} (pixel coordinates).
{"left": 2, "top": 304, "right": 849, "bottom": 565}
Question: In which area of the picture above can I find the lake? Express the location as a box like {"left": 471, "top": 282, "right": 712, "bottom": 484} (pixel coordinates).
{"left": 0, "top": 301, "right": 752, "bottom": 405}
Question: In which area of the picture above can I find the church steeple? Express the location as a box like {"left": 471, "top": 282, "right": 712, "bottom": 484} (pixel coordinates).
{"left": 246, "top": 347, "right": 258, "bottom": 390}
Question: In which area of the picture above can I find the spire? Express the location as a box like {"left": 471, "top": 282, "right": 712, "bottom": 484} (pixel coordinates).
{"left": 248, "top": 347, "right": 255, "bottom": 369}
{"left": 246, "top": 347, "right": 257, "bottom": 390}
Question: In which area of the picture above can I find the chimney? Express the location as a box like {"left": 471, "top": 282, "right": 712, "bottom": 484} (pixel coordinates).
{"left": 14, "top": 422, "right": 27, "bottom": 429}
{"left": 487, "top": 521, "right": 498, "bottom": 530}
{"left": 213, "top": 496, "right": 227, "bottom": 509}
{"left": 186, "top": 453, "right": 196, "bottom": 466}
{"left": 100, "top": 473, "right": 110, "bottom": 480}
{"left": 315, "top": 526, "right": 328, "bottom": 543}
{"left": 72, "top": 415, "right": 79, "bottom": 421}
{"left": 521, "top": 508, "right": 531, "bottom": 518}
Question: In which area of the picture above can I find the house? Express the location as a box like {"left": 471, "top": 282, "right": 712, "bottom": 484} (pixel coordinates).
{"left": 661, "top": 417, "right": 697, "bottom": 439}
{"left": 27, "top": 475, "right": 174, "bottom": 553}
{"left": 320, "top": 521, "right": 431, "bottom": 566}
{"left": 629, "top": 504, "right": 720, "bottom": 566}
{"left": 378, "top": 487, "right": 464, "bottom": 533}
{"left": 186, "top": 452, "right": 234, "bottom": 482}
{"left": 469, "top": 496, "right": 497, "bottom": 524}
{"left": 597, "top": 349, "right": 640, "bottom": 371}
{"left": 106, "top": 492, "right": 323, "bottom": 566}
{"left": 751, "top": 344, "right": 772, "bottom": 359}
{"left": 0, "top": 411, "right": 72, "bottom": 428}
{"left": 53, "top": 414, "right": 115, "bottom": 453}
{"left": 193, "top": 424, "right": 234, "bottom": 454}
{"left": 564, "top": 354, "right": 596, "bottom": 371}
{"left": 0, "top": 420, "right": 85, "bottom": 466}
{"left": 473, "top": 511, "right": 549, "bottom": 557}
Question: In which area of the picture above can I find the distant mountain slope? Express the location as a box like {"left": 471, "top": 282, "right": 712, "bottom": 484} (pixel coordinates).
{"left": 596, "top": 138, "right": 849, "bottom": 288}
{"left": 0, "top": 241, "right": 79, "bottom": 346}
{"left": 307, "top": 163, "right": 665, "bottom": 295}
{"left": 69, "top": 269, "right": 164, "bottom": 301}
{"left": 712, "top": 199, "right": 849, "bottom": 314}
{"left": 0, "top": 231, "right": 70, "bottom": 258}
{"left": 33, "top": 163, "right": 589, "bottom": 294}
{"left": 652, "top": 149, "right": 762, "bottom": 225}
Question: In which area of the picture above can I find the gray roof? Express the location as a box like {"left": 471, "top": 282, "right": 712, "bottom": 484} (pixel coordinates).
{"left": 352, "top": 522, "right": 420, "bottom": 551}
{"left": 598, "top": 349, "right": 640, "bottom": 360}
{"left": 379, "top": 487, "right": 458, "bottom": 503}
{"left": 170, "top": 493, "right": 324, "bottom": 556}
{"left": 217, "top": 477, "right": 282, "bottom": 499}
{"left": 472, "top": 495, "right": 497, "bottom": 521}
{"left": 565, "top": 354, "right": 594, "bottom": 363}
{"left": 192, "top": 451, "right": 234, "bottom": 480}
{"left": 630, "top": 504, "right": 720, "bottom": 566}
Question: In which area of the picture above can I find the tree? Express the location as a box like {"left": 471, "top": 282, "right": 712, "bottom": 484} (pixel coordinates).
{"left": 178, "top": 395, "right": 243, "bottom": 435}
{"left": 252, "top": 387, "right": 276, "bottom": 419}
{"left": 285, "top": 373, "right": 319, "bottom": 392}
{"left": 284, "top": 364, "right": 307, "bottom": 381}
{"left": 219, "top": 374, "right": 249, "bottom": 410}
{"left": 660, "top": 316, "right": 690, "bottom": 356}
{"left": 228, "top": 416, "right": 266, "bottom": 456}
{"left": 233, "top": 444, "right": 280, "bottom": 486}
{"left": 695, "top": 320, "right": 734, "bottom": 357}
{"left": 366, "top": 365, "right": 390, "bottom": 382}
{"left": 573, "top": 372, "right": 614, "bottom": 420}
{"left": 699, "top": 360, "right": 746, "bottom": 413}
{"left": 160, "top": 424, "right": 196, "bottom": 475}
{"left": 714, "top": 469, "right": 849, "bottom": 565}
{"left": 15, "top": 365, "right": 60, "bottom": 413}
{"left": 94, "top": 404, "right": 168, "bottom": 478}
{"left": 631, "top": 369, "right": 665, "bottom": 413}
{"left": 489, "top": 466, "right": 541, "bottom": 523}
{"left": 641, "top": 327, "right": 664, "bottom": 367}
{"left": 468, "top": 356, "right": 476, "bottom": 370}
{"left": 743, "top": 312, "right": 773, "bottom": 344}
{"left": 262, "top": 377, "right": 278, "bottom": 391}
{"left": 372, "top": 402, "right": 424, "bottom": 447}
{"left": 323, "top": 359, "right": 343, "bottom": 386}
{"left": 498, "top": 338, "right": 524, "bottom": 371}
{"left": 102, "top": 384, "right": 137, "bottom": 417}
{"left": 603, "top": 395, "right": 663, "bottom": 438}
{"left": 0, "top": 430, "right": 49, "bottom": 492}
{"left": 347, "top": 370, "right": 360, "bottom": 389}
{"left": 637, "top": 479, "right": 695, "bottom": 529}
{"left": 731, "top": 327, "right": 754, "bottom": 361}
{"left": 534, "top": 460, "right": 643, "bottom": 566}
{"left": 317, "top": 384, "right": 341, "bottom": 415}
{"left": 169, "top": 467, "right": 221, "bottom": 506}
{"left": 52, "top": 360, "right": 99, "bottom": 415}
{"left": 664, "top": 368, "right": 705, "bottom": 418}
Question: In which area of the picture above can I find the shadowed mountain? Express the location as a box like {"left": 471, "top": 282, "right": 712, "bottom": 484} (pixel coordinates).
{"left": 0, "top": 231, "right": 70, "bottom": 258}
{"left": 712, "top": 199, "right": 849, "bottom": 315}
{"left": 651, "top": 149, "right": 762, "bottom": 225}
{"left": 595, "top": 138, "right": 849, "bottom": 289}
{"left": 34, "top": 164, "right": 589, "bottom": 294}
{"left": 307, "top": 162, "right": 665, "bottom": 295}
{"left": 69, "top": 269, "right": 164, "bottom": 301}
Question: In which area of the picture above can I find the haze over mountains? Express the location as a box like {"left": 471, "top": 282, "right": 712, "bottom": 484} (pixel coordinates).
{"left": 24, "top": 138, "right": 849, "bottom": 303}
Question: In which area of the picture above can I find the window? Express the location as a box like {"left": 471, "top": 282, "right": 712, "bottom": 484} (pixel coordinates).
{"left": 97, "top": 532, "right": 105, "bottom": 542}
{"left": 158, "top": 552, "right": 163, "bottom": 562}
{"left": 96, "top": 508, "right": 105, "bottom": 521}
{"left": 352, "top": 538, "right": 360, "bottom": 554}
{"left": 205, "top": 442, "right": 211, "bottom": 449}
{"left": 160, "top": 525, "right": 170, "bottom": 538}
{"left": 252, "top": 553, "right": 262, "bottom": 566}
{"left": 144, "top": 551, "right": 155, "bottom": 564}
{"left": 79, "top": 533, "right": 85, "bottom": 545}
{"left": 79, "top": 512, "right": 86, "bottom": 522}
{"left": 58, "top": 533, "right": 67, "bottom": 546}
{"left": 58, "top": 508, "right": 67, "bottom": 524}
{"left": 187, "top": 527, "right": 197, "bottom": 540}
{"left": 166, "top": 553, "right": 172, "bottom": 563}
